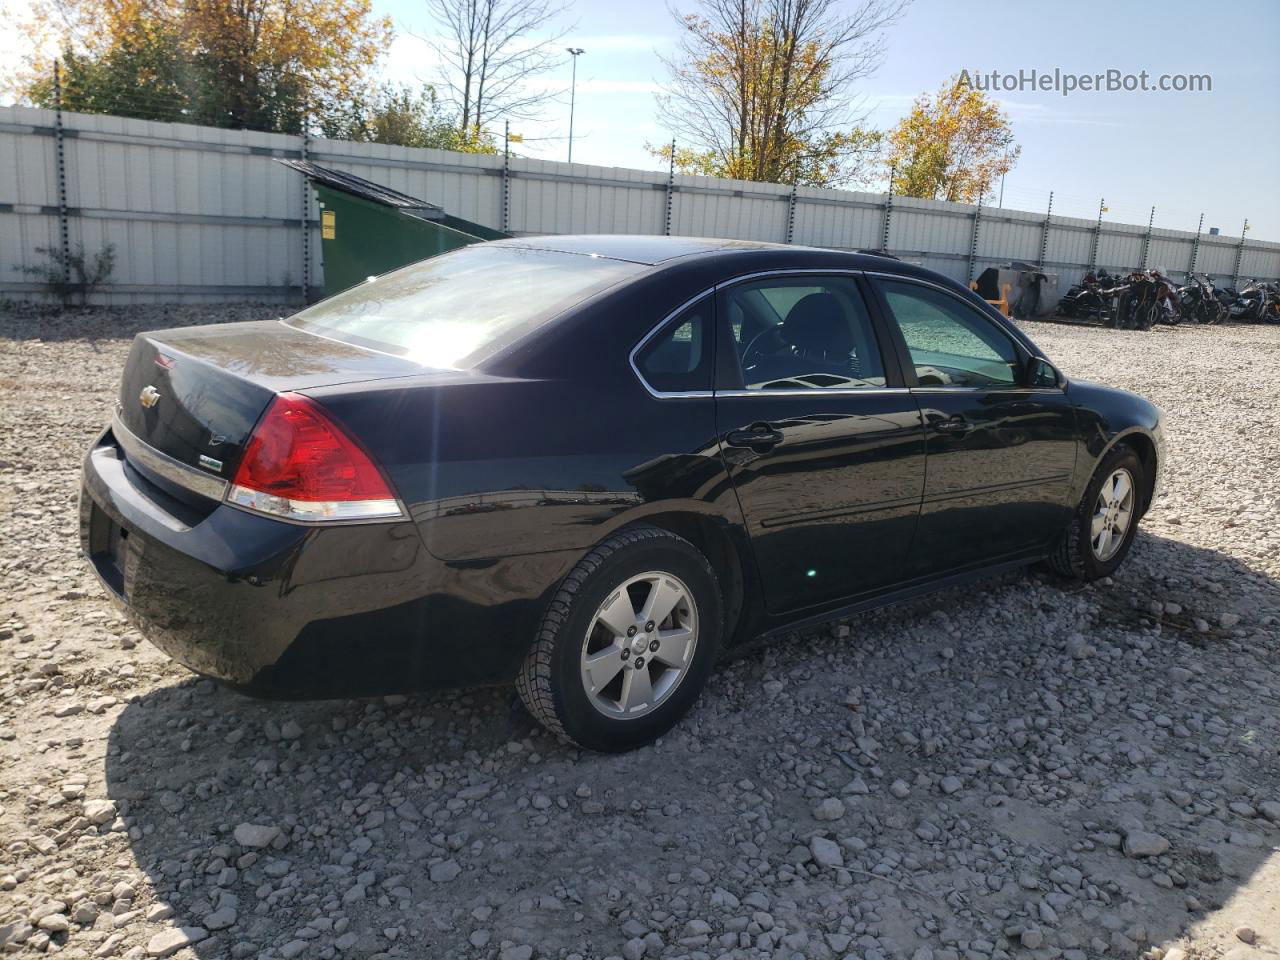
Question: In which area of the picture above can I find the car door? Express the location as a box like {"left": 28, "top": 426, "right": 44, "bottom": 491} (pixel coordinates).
{"left": 713, "top": 272, "right": 927, "bottom": 615}
{"left": 866, "top": 274, "right": 1079, "bottom": 576}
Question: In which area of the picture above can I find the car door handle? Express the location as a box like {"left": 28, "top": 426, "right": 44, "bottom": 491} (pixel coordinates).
{"left": 726, "top": 423, "right": 784, "bottom": 451}
{"left": 933, "top": 416, "right": 972, "bottom": 435}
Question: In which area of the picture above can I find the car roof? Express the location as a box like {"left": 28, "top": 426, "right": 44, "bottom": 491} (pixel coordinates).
{"left": 489, "top": 234, "right": 917, "bottom": 276}
{"left": 492, "top": 234, "right": 810, "bottom": 265}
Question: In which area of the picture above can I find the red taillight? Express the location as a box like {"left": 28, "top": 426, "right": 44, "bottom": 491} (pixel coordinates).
{"left": 227, "top": 393, "right": 401, "bottom": 521}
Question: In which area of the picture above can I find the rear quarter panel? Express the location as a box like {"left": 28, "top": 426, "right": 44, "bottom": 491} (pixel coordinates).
{"left": 313, "top": 377, "right": 732, "bottom": 562}
{"left": 302, "top": 266, "right": 742, "bottom": 565}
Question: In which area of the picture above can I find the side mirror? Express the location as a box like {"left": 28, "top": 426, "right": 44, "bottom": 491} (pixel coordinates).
{"left": 1027, "top": 357, "right": 1061, "bottom": 388}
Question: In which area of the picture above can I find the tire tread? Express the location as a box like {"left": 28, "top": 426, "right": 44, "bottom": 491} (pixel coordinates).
{"left": 514, "top": 526, "right": 698, "bottom": 747}
{"left": 1048, "top": 444, "right": 1142, "bottom": 581}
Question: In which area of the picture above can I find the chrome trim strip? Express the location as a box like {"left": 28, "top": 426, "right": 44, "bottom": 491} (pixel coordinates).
{"left": 911, "top": 387, "right": 1067, "bottom": 395}
{"left": 713, "top": 267, "right": 864, "bottom": 290}
{"left": 628, "top": 291, "right": 717, "bottom": 400}
{"left": 633, "top": 270, "right": 892, "bottom": 399}
{"left": 227, "top": 484, "right": 402, "bottom": 521}
{"left": 716, "top": 387, "right": 908, "bottom": 398}
{"left": 111, "top": 413, "right": 229, "bottom": 501}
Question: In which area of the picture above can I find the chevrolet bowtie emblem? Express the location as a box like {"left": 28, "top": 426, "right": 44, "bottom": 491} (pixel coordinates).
{"left": 139, "top": 385, "right": 161, "bottom": 409}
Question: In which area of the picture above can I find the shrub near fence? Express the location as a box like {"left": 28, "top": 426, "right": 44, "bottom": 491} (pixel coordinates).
{"left": 2, "top": 104, "right": 1277, "bottom": 305}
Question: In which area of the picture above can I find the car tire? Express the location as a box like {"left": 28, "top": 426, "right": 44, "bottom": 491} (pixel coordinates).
{"left": 1048, "top": 444, "right": 1145, "bottom": 581}
{"left": 515, "top": 525, "right": 723, "bottom": 752}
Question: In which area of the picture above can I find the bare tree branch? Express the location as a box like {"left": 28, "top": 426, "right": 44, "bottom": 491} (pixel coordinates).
{"left": 418, "top": 0, "right": 572, "bottom": 136}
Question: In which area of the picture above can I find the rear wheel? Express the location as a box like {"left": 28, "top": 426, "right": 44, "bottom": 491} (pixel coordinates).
{"left": 515, "top": 526, "right": 723, "bottom": 752}
{"left": 1048, "top": 445, "right": 1145, "bottom": 580}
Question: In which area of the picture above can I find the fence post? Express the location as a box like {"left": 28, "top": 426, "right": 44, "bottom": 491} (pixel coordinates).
{"left": 1139, "top": 205, "right": 1155, "bottom": 270}
{"left": 1188, "top": 212, "right": 1203, "bottom": 278}
{"left": 502, "top": 121, "right": 511, "bottom": 234}
{"left": 1038, "top": 191, "right": 1053, "bottom": 268}
{"left": 1088, "top": 198, "right": 1105, "bottom": 272}
{"left": 299, "top": 118, "right": 310, "bottom": 304}
{"left": 967, "top": 190, "right": 984, "bottom": 284}
{"left": 52, "top": 60, "right": 71, "bottom": 286}
{"left": 664, "top": 139, "right": 676, "bottom": 236}
{"left": 1232, "top": 219, "right": 1249, "bottom": 288}
{"left": 880, "top": 164, "right": 895, "bottom": 254}
{"left": 785, "top": 182, "right": 798, "bottom": 244}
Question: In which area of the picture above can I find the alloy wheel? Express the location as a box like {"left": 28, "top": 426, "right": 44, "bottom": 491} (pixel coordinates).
{"left": 1091, "top": 468, "right": 1135, "bottom": 562}
{"left": 579, "top": 571, "right": 698, "bottom": 719}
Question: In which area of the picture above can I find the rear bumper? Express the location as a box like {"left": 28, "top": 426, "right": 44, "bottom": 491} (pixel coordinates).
{"left": 79, "top": 427, "right": 515, "bottom": 697}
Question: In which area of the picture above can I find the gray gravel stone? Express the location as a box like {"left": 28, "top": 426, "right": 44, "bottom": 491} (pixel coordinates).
{"left": 146, "top": 927, "right": 208, "bottom": 957}
{"left": 813, "top": 797, "right": 845, "bottom": 820}
{"left": 810, "top": 836, "right": 844, "bottom": 868}
{"left": 429, "top": 860, "right": 462, "bottom": 882}
{"left": 1122, "top": 831, "right": 1170, "bottom": 858}
{"left": 233, "top": 823, "right": 280, "bottom": 848}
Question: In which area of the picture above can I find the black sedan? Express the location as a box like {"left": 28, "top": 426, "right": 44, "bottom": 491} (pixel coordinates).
{"left": 80, "top": 236, "right": 1165, "bottom": 751}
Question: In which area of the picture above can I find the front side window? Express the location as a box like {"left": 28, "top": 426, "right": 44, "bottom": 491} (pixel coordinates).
{"left": 877, "top": 280, "right": 1021, "bottom": 388}
{"left": 724, "top": 276, "right": 886, "bottom": 390}
{"left": 633, "top": 300, "right": 713, "bottom": 394}
{"left": 286, "top": 244, "right": 643, "bottom": 369}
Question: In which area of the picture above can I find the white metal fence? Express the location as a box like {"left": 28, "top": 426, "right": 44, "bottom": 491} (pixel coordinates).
{"left": 3, "top": 103, "right": 1277, "bottom": 305}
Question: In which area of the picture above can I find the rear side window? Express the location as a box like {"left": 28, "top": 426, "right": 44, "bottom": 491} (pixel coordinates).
{"left": 286, "top": 244, "right": 643, "bottom": 369}
{"left": 877, "top": 280, "right": 1021, "bottom": 387}
{"left": 633, "top": 300, "right": 713, "bottom": 394}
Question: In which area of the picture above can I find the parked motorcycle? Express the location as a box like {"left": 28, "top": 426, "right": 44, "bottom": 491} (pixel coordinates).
{"left": 1214, "top": 284, "right": 1238, "bottom": 317}
{"left": 1058, "top": 269, "right": 1122, "bottom": 324}
{"left": 1058, "top": 268, "right": 1277, "bottom": 330}
{"left": 1116, "top": 270, "right": 1181, "bottom": 329}
{"left": 1230, "top": 279, "right": 1280, "bottom": 322}
{"left": 1177, "top": 274, "right": 1227, "bottom": 324}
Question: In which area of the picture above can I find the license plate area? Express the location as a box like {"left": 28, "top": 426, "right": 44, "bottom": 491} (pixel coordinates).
{"left": 88, "top": 504, "right": 128, "bottom": 599}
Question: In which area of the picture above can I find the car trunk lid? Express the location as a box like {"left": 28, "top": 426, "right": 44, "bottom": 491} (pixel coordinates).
{"left": 115, "top": 320, "right": 427, "bottom": 500}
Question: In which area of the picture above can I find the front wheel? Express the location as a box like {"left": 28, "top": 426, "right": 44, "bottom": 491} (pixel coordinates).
{"left": 1048, "top": 445, "right": 1145, "bottom": 580}
{"left": 515, "top": 526, "right": 723, "bottom": 752}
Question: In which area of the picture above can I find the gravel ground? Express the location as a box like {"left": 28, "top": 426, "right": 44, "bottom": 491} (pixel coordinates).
{"left": 0, "top": 305, "right": 1277, "bottom": 960}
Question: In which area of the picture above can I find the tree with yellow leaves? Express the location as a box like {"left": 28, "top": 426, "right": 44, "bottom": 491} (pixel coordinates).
{"left": 10, "top": 0, "right": 393, "bottom": 134}
{"left": 887, "top": 75, "right": 1020, "bottom": 203}
{"left": 653, "top": 0, "right": 906, "bottom": 188}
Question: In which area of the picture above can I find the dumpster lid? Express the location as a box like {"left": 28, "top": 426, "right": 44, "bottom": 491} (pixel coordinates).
{"left": 276, "top": 158, "right": 445, "bottom": 221}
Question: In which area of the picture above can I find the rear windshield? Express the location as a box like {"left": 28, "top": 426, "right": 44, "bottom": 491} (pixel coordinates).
{"left": 285, "top": 244, "right": 643, "bottom": 368}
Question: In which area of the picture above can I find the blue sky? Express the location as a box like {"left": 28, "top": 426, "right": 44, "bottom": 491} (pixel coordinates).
{"left": 379, "top": 0, "right": 1280, "bottom": 239}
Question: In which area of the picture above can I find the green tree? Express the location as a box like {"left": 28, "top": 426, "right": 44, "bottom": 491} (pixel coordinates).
{"left": 887, "top": 75, "right": 1020, "bottom": 203}
{"left": 321, "top": 84, "right": 498, "bottom": 151}
{"left": 27, "top": 31, "right": 189, "bottom": 123}
{"left": 11, "top": 0, "right": 393, "bottom": 134}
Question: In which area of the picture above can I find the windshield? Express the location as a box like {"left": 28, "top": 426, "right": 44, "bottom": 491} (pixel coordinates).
{"left": 285, "top": 244, "right": 644, "bottom": 369}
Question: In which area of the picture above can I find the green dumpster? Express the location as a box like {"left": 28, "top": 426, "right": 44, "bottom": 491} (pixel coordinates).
{"left": 277, "top": 159, "right": 510, "bottom": 298}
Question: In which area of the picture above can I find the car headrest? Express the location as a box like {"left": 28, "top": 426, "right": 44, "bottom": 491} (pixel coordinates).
{"left": 782, "top": 293, "right": 851, "bottom": 358}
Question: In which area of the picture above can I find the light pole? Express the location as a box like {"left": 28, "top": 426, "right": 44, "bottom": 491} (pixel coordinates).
{"left": 566, "top": 47, "right": 584, "bottom": 163}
